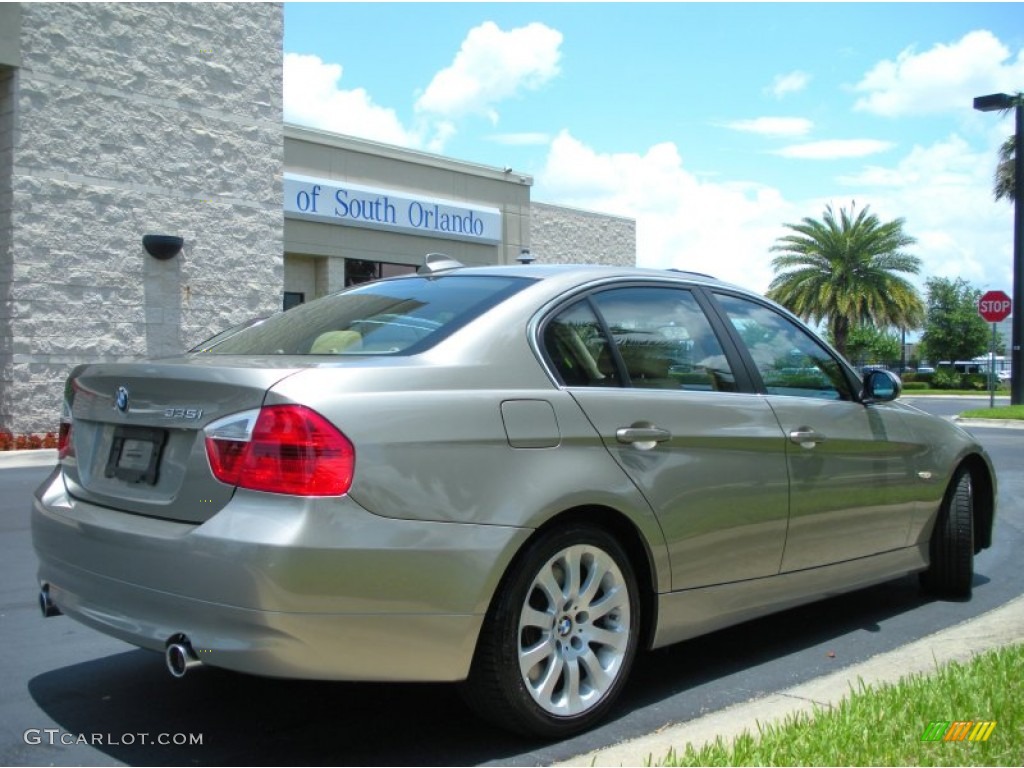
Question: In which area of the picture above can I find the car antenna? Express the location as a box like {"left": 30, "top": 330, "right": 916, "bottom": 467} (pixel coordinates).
{"left": 418, "top": 253, "right": 465, "bottom": 275}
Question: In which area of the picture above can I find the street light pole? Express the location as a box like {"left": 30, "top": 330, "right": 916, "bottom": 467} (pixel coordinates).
{"left": 974, "top": 92, "right": 1024, "bottom": 405}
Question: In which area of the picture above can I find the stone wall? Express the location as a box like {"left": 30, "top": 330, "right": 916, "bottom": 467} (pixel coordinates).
{"left": 1, "top": 3, "right": 284, "bottom": 435}
{"left": 530, "top": 201, "right": 635, "bottom": 266}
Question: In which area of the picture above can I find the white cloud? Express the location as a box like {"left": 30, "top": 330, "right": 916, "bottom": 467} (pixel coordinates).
{"left": 415, "top": 21, "right": 562, "bottom": 122}
{"left": 536, "top": 131, "right": 797, "bottom": 292}
{"left": 534, "top": 130, "right": 1014, "bottom": 300}
{"left": 283, "top": 53, "right": 423, "bottom": 148}
{"left": 853, "top": 30, "right": 1024, "bottom": 116}
{"left": 833, "top": 134, "right": 1014, "bottom": 289}
{"left": 769, "top": 71, "right": 811, "bottom": 98}
{"left": 726, "top": 117, "right": 814, "bottom": 137}
{"left": 773, "top": 139, "right": 895, "bottom": 160}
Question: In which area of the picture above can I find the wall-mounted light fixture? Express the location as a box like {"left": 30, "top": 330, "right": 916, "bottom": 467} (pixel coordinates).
{"left": 142, "top": 234, "right": 184, "bottom": 260}
{"left": 517, "top": 248, "right": 536, "bottom": 265}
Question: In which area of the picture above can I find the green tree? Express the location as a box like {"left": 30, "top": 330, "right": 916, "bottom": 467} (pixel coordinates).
{"left": 835, "top": 324, "right": 901, "bottom": 367}
{"left": 767, "top": 203, "right": 925, "bottom": 357}
{"left": 918, "top": 277, "right": 989, "bottom": 365}
{"left": 995, "top": 134, "right": 1015, "bottom": 202}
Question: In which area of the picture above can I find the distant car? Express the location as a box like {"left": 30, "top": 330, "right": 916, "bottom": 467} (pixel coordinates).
{"left": 33, "top": 258, "right": 997, "bottom": 738}
{"left": 997, "top": 370, "right": 1011, "bottom": 382}
{"left": 916, "top": 366, "right": 936, "bottom": 374}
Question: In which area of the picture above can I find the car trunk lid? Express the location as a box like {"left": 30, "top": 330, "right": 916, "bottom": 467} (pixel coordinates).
{"left": 62, "top": 357, "right": 303, "bottom": 523}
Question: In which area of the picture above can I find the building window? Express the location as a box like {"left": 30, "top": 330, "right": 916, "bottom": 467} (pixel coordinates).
{"left": 283, "top": 291, "right": 305, "bottom": 311}
{"left": 345, "top": 259, "right": 416, "bottom": 287}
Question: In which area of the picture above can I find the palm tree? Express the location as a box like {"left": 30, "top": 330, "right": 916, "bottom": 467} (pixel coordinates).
{"left": 766, "top": 203, "right": 925, "bottom": 358}
{"left": 995, "top": 135, "right": 1015, "bottom": 202}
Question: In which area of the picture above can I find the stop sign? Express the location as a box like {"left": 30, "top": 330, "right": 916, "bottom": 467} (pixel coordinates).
{"left": 978, "top": 290, "right": 1012, "bottom": 323}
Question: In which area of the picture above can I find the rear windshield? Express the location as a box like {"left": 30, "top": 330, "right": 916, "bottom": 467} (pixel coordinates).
{"left": 202, "top": 274, "right": 533, "bottom": 356}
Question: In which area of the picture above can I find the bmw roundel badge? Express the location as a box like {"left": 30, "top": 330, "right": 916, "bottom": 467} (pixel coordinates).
{"left": 115, "top": 386, "right": 130, "bottom": 414}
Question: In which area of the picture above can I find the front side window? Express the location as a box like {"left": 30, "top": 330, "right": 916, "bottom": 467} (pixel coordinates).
{"left": 714, "top": 293, "right": 853, "bottom": 400}
{"left": 205, "top": 275, "right": 532, "bottom": 356}
{"left": 592, "top": 287, "right": 736, "bottom": 391}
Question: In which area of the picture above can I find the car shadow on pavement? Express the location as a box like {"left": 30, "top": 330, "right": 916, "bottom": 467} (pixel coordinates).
{"left": 26, "top": 572, "right": 987, "bottom": 767}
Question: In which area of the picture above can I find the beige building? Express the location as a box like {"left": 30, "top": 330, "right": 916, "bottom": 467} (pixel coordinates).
{"left": 0, "top": 4, "right": 635, "bottom": 437}
{"left": 282, "top": 125, "right": 534, "bottom": 302}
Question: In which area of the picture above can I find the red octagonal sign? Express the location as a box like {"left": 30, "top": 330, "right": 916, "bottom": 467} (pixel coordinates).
{"left": 978, "top": 290, "right": 1012, "bottom": 323}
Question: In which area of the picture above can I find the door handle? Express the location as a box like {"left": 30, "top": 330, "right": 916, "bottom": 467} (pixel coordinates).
{"left": 616, "top": 425, "right": 671, "bottom": 450}
{"left": 789, "top": 428, "right": 825, "bottom": 449}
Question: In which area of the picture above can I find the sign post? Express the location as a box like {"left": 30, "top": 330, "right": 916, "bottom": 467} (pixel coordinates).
{"left": 978, "top": 290, "right": 1013, "bottom": 408}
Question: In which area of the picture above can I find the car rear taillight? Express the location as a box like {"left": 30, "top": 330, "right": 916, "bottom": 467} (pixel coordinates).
{"left": 57, "top": 382, "right": 75, "bottom": 460}
{"left": 204, "top": 405, "right": 355, "bottom": 496}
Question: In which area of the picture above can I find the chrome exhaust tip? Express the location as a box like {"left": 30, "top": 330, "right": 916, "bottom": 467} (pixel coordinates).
{"left": 165, "top": 635, "right": 202, "bottom": 678}
{"left": 39, "top": 584, "right": 62, "bottom": 618}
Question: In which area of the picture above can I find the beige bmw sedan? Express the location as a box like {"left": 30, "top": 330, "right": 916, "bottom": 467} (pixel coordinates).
{"left": 33, "top": 258, "right": 996, "bottom": 738}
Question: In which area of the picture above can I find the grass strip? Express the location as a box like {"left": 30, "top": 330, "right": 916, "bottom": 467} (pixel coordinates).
{"left": 655, "top": 643, "right": 1023, "bottom": 766}
{"left": 959, "top": 405, "right": 1024, "bottom": 420}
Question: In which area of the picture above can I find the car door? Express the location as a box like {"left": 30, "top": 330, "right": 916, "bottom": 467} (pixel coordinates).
{"left": 541, "top": 284, "right": 791, "bottom": 591}
{"left": 711, "top": 292, "right": 920, "bottom": 572}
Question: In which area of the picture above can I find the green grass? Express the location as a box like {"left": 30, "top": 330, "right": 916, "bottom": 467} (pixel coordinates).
{"left": 655, "top": 644, "right": 1024, "bottom": 767}
{"left": 904, "top": 388, "right": 1008, "bottom": 396}
{"left": 959, "top": 405, "right": 1024, "bottom": 421}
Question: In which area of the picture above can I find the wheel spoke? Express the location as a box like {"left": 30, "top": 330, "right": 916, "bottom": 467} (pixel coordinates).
{"left": 519, "top": 636, "right": 555, "bottom": 679}
{"left": 588, "top": 584, "right": 628, "bottom": 622}
{"left": 577, "top": 553, "right": 610, "bottom": 607}
{"left": 535, "top": 566, "right": 566, "bottom": 608}
{"left": 588, "top": 625, "right": 628, "bottom": 652}
{"left": 520, "top": 605, "right": 552, "bottom": 631}
{"left": 564, "top": 656, "right": 584, "bottom": 714}
{"left": 534, "top": 652, "right": 565, "bottom": 704}
{"left": 578, "top": 647, "right": 613, "bottom": 692}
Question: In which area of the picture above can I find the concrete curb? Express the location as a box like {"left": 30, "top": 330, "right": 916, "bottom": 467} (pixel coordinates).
{"left": 0, "top": 449, "right": 58, "bottom": 469}
{"left": 955, "top": 418, "right": 1024, "bottom": 429}
{"left": 555, "top": 595, "right": 1024, "bottom": 766}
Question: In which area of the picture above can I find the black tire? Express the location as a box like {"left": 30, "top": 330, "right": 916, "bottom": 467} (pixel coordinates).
{"left": 462, "top": 524, "right": 640, "bottom": 739}
{"left": 920, "top": 468, "right": 974, "bottom": 599}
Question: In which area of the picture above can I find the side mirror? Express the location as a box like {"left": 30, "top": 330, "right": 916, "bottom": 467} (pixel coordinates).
{"left": 863, "top": 369, "right": 902, "bottom": 403}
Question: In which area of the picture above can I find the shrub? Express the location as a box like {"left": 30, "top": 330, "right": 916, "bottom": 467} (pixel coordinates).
{"left": 0, "top": 430, "right": 59, "bottom": 451}
{"left": 902, "top": 381, "right": 929, "bottom": 391}
{"left": 963, "top": 373, "right": 989, "bottom": 391}
{"left": 931, "top": 368, "right": 960, "bottom": 390}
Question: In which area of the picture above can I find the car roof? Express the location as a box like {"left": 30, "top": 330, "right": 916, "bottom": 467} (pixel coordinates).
{"left": 403, "top": 262, "right": 741, "bottom": 293}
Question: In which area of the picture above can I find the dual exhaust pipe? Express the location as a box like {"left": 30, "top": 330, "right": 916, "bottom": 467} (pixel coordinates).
{"left": 39, "top": 585, "right": 62, "bottom": 618}
{"left": 165, "top": 634, "right": 202, "bottom": 678}
{"left": 40, "top": 584, "right": 203, "bottom": 679}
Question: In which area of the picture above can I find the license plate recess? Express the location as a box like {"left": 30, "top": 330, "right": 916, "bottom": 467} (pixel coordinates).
{"left": 104, "top": 426, "right": 167, "bottom": 485}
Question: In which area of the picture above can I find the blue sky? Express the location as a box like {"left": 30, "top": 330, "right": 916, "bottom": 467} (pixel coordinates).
{"left": 284, "top": 2, "right": 1024, "bottom": 294}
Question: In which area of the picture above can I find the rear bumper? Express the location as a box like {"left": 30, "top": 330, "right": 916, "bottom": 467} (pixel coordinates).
{"left": 32, "top": 470, "right": 531, "bottom": 681}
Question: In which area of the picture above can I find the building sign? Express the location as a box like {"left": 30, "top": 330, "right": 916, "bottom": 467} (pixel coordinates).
{"left": 284, "top": 173, "right": 502, "bottom": 244}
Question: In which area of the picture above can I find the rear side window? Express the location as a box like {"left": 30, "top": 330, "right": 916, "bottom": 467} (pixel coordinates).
{"left": 542, "top": 286, "right": 736, "bottom": 392}
{"left": 592, "top": 287, "right": 736, "bottom": 391}
{"left": 204, "top": 275, "right": 532, "bottom": 356}
{"left": 543, "top": 300, "right": 621, "bottom": 387}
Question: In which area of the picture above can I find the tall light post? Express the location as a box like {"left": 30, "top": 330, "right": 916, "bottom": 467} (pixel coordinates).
{"left": 974, "top": 92, "right": 1024, "bottom": 405}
